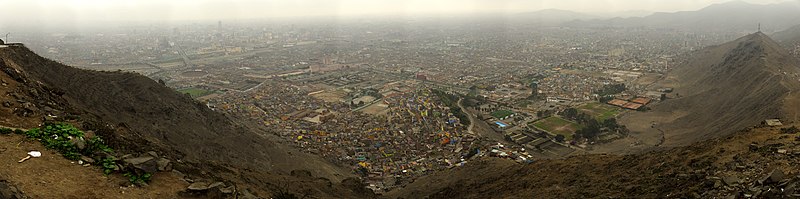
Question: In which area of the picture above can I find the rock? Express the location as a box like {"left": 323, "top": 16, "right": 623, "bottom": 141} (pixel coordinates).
{"left": 120, "top": 154, "right": 134, "bottom": 160}
{"left": 80, "top": 156, "right": 95, "bottom": 164}
{"left": 2, "top": 101, "right": 10, "bottom": 107}
{"left": 70, "top": 137, "right": 86, "bottom": 150}
{"left": 218, "top": 185, "right": 235, "bottom": 194}
{"left": 777, "top": 149, "right": 788, "bottom": 154}
{"left": 723, "top": 175, "right": 741, "bottom": 186}
{"left": 0, "top": 180, "right": 24, "bottom": 199}
{"left": 713, "top": 180, "right": 723, "bottom": 188}
{"left": 238, "top": 189, "right": 259, "bottom": 199}
{"left": 123, "top": 156, "right": 158, "bottom": 173}
{"left": 208, "top": 182, "right": 224, "bottom": 189}
{"left": 187, "top": 182, "right": 211, "bottom": 191}
{"left": 725, "top": 191, "right": 739, "bottom": 199}
{"left": 290, "top": 170, "right": 313, "bottom": 179}
{"left": 749, "top": 143, "right": 760, "bottom": 152}
{"left": 758, "top": 169, "right": 785, "bottom": 185}
{"left": 156, "top": 158, "right": 172, "bottom": 171}
{"left": 785, "top": 181, "right": 798, "bottom": 195}
{"left": 146, "top": 151, "right": 159, "bottom": 158}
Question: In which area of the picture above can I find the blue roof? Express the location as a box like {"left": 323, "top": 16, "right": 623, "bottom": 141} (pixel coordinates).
{"left": 495, "top": 121, "right": 509, "bottom": 128}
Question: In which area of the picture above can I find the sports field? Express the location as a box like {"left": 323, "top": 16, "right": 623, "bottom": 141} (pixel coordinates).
{"left": 533, "top": 116, "right": 581, "bottom": 140}
{"left": 578, "top": 102, "right": 622, "bottom": 121}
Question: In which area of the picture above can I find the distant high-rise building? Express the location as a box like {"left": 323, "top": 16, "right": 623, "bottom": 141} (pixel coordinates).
{"left": 218, "top": 21, "right": 222, "bottom": 29}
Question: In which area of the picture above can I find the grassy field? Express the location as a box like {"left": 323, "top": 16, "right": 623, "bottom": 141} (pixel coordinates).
{"left": 533, "top": 116, "right": 581, "bottom": 140}
{"left": 578, "top": 102, "right": 622, "bottom": 121}
{"left": 491, "top": 110, "right": 515, "bottom": 119}
{"left": 177, "top": 87, "right": 215, "bottom": 98}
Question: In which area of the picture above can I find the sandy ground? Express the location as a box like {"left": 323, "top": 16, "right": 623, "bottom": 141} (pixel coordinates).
{"left": 360, "top": 102, "right": 390, "bottom": 115}
{"left": 589, "top": 109, "right": 687, "bottom": 154}
{"left": 0, "top": 133, "right": 189, "bottom": 199}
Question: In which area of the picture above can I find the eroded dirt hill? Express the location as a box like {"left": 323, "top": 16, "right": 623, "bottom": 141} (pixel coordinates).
{"left": 621, "top": 32, "right": 800, "bottom": 147}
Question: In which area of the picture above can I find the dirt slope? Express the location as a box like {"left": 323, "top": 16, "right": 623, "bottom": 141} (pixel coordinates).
{"left": 390, "top": 124, "right": 800, "bottom": 198}
{"left": 0, "top": 45, "right": 372, "bottom": 198}
{"left": 621, "top": 32, "right": 800, "bottom": 147}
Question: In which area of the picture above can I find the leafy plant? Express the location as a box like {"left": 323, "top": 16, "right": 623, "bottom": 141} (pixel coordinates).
{"left": 101, "top": 157, "right": 118, "bottom": 175}
{"left": 22, "top": 123, "right": 155, "bottom": 186}
{"left": 0, "top": 127, "right": 11, "bottom": 134}
{"left": 24, "top": 123, "right": 85, "bottom": 160}
{"left": 124, "top": 172, "right": 152, "bottom": 185}
{"left": 84, "top": 136, "right": 113, "bottom": 154}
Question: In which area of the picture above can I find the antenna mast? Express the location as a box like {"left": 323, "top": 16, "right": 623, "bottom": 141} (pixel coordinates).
{"left": 758, "top": 23, "right": 761, "bottom": 32}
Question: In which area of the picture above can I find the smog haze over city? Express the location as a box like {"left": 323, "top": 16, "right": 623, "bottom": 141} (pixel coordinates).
{"left": 2, "top": 0, "right": 800, "bottom": 198}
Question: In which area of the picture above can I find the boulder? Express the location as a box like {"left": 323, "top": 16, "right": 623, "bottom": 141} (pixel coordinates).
{"left": 723, "top": 175, "right": 741, "bottom": 186}
{"left": 69, "top": 137, "right": 86, "bottom": 150}
{"left": 187, "top": 182, "right": 211, "bottom": 191}
{"left": 238, "top": 189, "right": 260, "bottom": 199}
{"left": 80, "top": 156, "right": 95, "bottom": 164}
{"left": 156, "top": 158, "right": 172, "bottom": 171}
{"left": 123, "top": 156, "right": 158, "bottom": 173}
{"left": 758, "top": 169, "right": 785, "bottom": 185}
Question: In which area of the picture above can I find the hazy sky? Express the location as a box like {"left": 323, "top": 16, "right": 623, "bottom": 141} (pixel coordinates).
{"left": 0, "top": 0, "right": 791, "bottom": 24}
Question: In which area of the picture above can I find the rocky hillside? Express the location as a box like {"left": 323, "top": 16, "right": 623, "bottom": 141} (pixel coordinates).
{"left": 621, "top": 32, "right": 800, "bottom": 147}
{"left": 0, "top": 45, "right": 373, "bottom": 198}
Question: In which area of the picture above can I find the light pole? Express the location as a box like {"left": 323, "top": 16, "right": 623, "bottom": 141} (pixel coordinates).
{"left": 4, "top": 33, "right": 8, "bottom": 43}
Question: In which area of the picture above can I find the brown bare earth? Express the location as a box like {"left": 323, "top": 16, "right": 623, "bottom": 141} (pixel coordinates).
{"left": 0, "top": 133, "right": 189, "bottom": 198}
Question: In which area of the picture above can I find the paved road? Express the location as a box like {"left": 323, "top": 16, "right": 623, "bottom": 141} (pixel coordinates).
{"left": 458, "top": 99, "right": 511, "bottom": 145}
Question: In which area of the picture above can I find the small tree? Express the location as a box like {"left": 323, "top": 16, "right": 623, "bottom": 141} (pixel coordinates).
{"left": 555, "top": 134, "right": 565, "bottom": 142}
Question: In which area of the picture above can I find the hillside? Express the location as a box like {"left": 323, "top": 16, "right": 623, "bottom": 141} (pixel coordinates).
{"left": 566, "top": 1, "right": 800, "bottom": 32}
{"left": 389, "top": 124, "right": 800, "bottom": 198}
{"left": 612, "top": 32, "right": 800, "bottom": 149}
{"left": 0, "top": 45, "right": 372, "bottom": 198}
{"left": 773, "top": 24, "right": 800, "bottom": 46}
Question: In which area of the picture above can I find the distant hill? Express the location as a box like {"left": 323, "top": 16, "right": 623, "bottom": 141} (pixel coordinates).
{"left": 511, "top": 9, "right": 601, "bottom": 25}
{"left": 567, "top": 1, "right": 800, "bottom": 32}
{"left": 620, "top": 32, "right": 800, "bottom": 147}
{"left": 772, "top": 23, "right": 800, "bottom": 45}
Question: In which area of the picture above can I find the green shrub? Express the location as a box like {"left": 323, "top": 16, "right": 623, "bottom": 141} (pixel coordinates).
{"left": 101, "top": 157, "right": 118, "bottom": 175}
{"left": 124, "top": 172, "right": 152, "bottom": 185}
{"left": 84, "top": 136, "right": 113, "bottom": 154}
{"left": 0, "top": 128, "right": 12, "bottom": 134}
